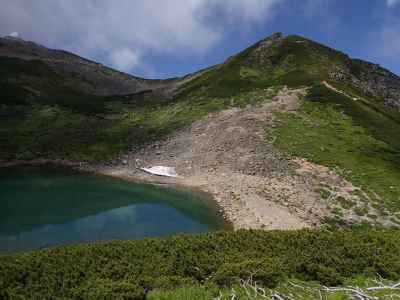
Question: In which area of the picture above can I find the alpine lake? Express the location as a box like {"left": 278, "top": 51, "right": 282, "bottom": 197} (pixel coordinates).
{"left": 0, "top": 165, "right": 227, "bottom": 252}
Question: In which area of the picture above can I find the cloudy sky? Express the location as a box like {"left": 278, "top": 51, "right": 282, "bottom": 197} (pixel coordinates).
{"left": 1, "top": 0, "right": 400, "bottom": 78}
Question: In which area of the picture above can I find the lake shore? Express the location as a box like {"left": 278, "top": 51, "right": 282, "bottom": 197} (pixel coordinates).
{"left": 96, "top": 165, "right": 309, "bottom": 230}
{"left": 0, "top": 164, "right": 229, "bottom": 252}
{"left": 0, "top": 159, "right": 240, "bottom": 229}
{"left": 1, "top": 158, "right": 306, "bottom": 230}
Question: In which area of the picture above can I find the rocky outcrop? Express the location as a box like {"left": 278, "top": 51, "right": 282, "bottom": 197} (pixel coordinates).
{"left": 330, "top": 59, "right": 400, "bottom": 109}
{"left": 243, "top": 32, "right": 284, "bottom": 68}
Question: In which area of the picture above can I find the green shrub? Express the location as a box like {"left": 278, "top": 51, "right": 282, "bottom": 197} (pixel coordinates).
{"left": 307, "top": 264, "right": 342, "bottom": 286}
{"left": 71, "top": 279, "right": 145, "bottom": 300}
{"left": 147, "top": 285, "right": 214, "bottom": 300}
{"left": 1, "top": 229, "right": 400, "bottom": 298}
{"left": 212, "top": 258, "right": 284, "bottom": 287}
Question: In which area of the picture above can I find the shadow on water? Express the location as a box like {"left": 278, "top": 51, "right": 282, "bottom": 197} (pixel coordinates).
{"left": 0, "top": 165, "right": 227, "bottom": 252}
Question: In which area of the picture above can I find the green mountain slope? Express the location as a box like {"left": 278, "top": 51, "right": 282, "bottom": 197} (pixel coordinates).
{"left": 271, "top": 84, "right": 400, "bottom": 220}
{"left": 1, "top": 33, "right": 399, "bottom": 162}
{"left": 177, "top": 33, "right": 400, "bottom": 103}
{"left": 0, "top": 36, "right": 180, "bottom": 161}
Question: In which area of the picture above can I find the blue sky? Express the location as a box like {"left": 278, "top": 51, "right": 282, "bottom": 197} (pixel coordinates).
{"left": 1, "top": 0, "right": 400, "bottom": 78}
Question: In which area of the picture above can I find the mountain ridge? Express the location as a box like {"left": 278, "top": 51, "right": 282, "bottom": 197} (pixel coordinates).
{"left": 2, "top": 32, "right": 400, "bottom": 108}
{"left": 1, "top": 32, "right": 400, "bottom": 160}
{"left": 0, "top": 35, "right": 184, "bottom": 102}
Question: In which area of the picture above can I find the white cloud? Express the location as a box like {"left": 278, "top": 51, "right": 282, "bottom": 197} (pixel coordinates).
{"left": 387, "top": 0, "right": 400, "bottom": 7}
{"left": 110, "top": 48, "right": 140, "bottom": 72}
{"left": 381, "top": 22, "right": 400, "bottom": 58}
{"left": 0, "top": 0, "right": 285, "bottom": 73}
{"left": 367, "top": 15, "right": 400, "bottom": 71}
{"left": 207, "top": 0, "right": 283, "bottom": 23}
{"left": 8, "top": 32, "right": 19, "bottom": 38}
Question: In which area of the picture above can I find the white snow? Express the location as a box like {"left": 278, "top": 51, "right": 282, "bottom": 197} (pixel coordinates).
{"left": 140, "top": 166, "right": 181, "bottom": 178}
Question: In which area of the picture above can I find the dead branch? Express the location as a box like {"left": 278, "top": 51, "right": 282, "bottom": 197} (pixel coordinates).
{"left": 323, "top": 286, "right": 378, "bottom": 300}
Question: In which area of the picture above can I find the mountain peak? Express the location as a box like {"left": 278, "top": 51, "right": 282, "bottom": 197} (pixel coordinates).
{"left": 259, "top": 32, "right": 284, "bottom": 43}
{"left": 178, "top": 32, "right": 400, "bottom": 109}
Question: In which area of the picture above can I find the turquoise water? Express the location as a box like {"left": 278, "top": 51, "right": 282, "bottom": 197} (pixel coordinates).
{"left": 0, "top": 166, "right": 225, "bottom": 252}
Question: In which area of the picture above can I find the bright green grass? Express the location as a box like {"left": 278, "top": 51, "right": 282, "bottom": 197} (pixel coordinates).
{"left": 1, "top": 104, "right": 127, "bottom": 161}
{"left": 309, "top": 83, "right": 400, "bottom": 150}
{"left": 270, "top": 86, "right": 400, "bottom": 214}
{"left": 177, "top": 35, "right": 345, "bottom": 100}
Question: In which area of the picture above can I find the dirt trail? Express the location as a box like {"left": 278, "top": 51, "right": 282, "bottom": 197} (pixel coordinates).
{"left": 322, "top": 81, "right": 359, "bottom": 100}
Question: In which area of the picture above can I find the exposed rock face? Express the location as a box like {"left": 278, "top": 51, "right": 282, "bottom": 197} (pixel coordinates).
{"left": 243, "top": 32, "right": 284, "bottom": 67}
{"left": 330, "top": 59, "right": 400, "bottom": 109}
{"left": 230, "top": 32, "right": 400, "bottom": 111}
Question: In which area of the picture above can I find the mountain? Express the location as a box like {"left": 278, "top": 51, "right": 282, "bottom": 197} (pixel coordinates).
{"left": 2, "top": 33, "right": 400, "bottom": 299}
{"left": 179, "top": 32, "right": 400, "bottom": 107}
{"left": 5, "top": 32, "right": 398, "bottom": 156}
{"left": 1, "top": 32, "right": 399, "bottom": 156}
{"left": 3, "top": 33, "right": 399, "bottom": 109}
{"left": 2, "top": 33, "right": 400, "bottom": 226}
{"left": 0, "top": 36, "right": 190, "bottom": 160}
{"left": 0, "top": 36, "right": 186, "bottom": 108}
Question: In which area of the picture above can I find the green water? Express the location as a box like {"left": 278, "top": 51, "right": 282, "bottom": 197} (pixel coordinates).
{"left": 0, "top": 166, "right": 225, "bottom": 252}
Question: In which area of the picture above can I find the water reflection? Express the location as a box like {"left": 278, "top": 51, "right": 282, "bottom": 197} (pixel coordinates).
{"left": 0, "top": 166, "right": 225, "bottom": 252}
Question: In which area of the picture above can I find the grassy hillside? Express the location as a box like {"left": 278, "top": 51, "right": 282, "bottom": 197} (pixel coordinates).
{"left": 270, "top": 83, "right": 400, "bottom": 223}
{"left": 0, "top": 87, "right": 279, "bottom": 161}
{"left": 1, "top": 34, "right": 399, "bottom": 162}
{"left": 1, "top": 229, "right": 400, "bottom": 299}
{"left": 0, "top": 55, "right": 133, "bottom": 161}
{"left": 0, "top": 52, "right": 279, "bottom": 162}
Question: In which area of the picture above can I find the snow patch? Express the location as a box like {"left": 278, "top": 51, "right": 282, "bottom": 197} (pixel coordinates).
{"left": 140, "top": 166, "right": 181, "bottom": 178}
